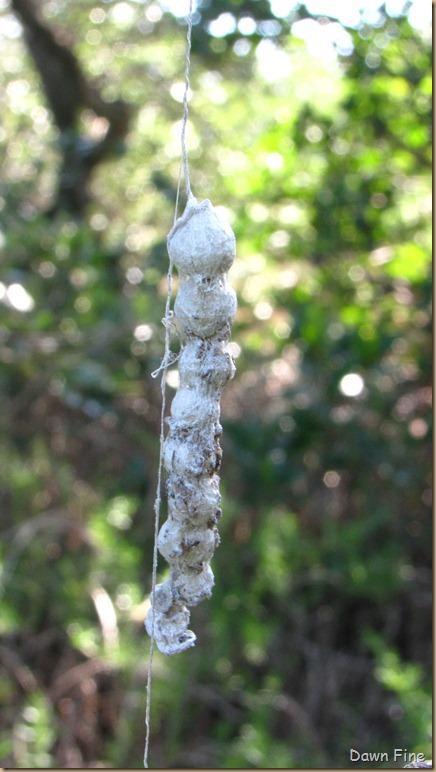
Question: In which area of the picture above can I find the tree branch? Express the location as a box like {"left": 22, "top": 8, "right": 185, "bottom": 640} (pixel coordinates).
{"left": 11, "top": 0, "right": 132, "bottom": 217}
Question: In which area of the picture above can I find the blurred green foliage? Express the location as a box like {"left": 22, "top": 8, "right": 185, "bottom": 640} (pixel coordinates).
{"left": 0, "top": 0, "right": 431, "bottom": 767}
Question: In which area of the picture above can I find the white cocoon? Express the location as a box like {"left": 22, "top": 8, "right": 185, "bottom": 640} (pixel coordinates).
{"left": 163, "top": 434, "right": 220, "bottom": 477}
{"left": 172, "top": 562, "right": 215, "bottom": 605}
{"left": 167, "top": 475, "right": 222, "bottom": 525}
{"left": 146, "top": 195, "right": 236, "bottom": 655}
{"left": 158, "top": 520, "right": 218, "bottom": 565}
{"left": 168, "top": 197, "right": 236, "bottom": 276}
{"left": 170, "top": 386, "right": 220, "bottom": 426}
{"left": 175, "top": 275, "right": 237, "bottom": 338}
{"left": 145, "top": 604, "right": 196, "bottom": 655}
{"left": 178, "top": 339, "right": 236, "bottom": 389}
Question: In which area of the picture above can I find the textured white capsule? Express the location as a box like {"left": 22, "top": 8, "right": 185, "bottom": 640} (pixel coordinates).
{"left": 152, "top": 580, "right": 173, "bottom": 613}
{"left": 163, "top": 433, "right": 220, "bottom": 478}
{"left": 147, "top": 195, "right": 236, "bottom": 655}
{"left": 157, "top": 520, "right": 184, "bottom": 560}
{"left": 180, "top": 526, "right": 220, "bottom": 568}
{"left": 167, "top": 475, "right": 222, "bottom": 525}
{"left": 145, "top": 605, "right": 196, "bottom": 655}
{"left": 174, "top": 275, "right": 237, "bottom": 339}
{"left": 168, "top": 197, "right": 236, "bottom": 276}
{"left": 157, "top": 630, "right": 196, "bottom": 656}
{"left": 158, "top": 521, "right": 218, "bottom": 565}
{"left": 170, "top": 387, "right": 219, "bottom": 426}
{"left": 172, "top": 562, "right": 214, "bottom": 605}
{"left": 145, "top": 604, "right": 188, "bottom": 640}
{"left": 178, "top": 339, "right": 236, "bottom": 389}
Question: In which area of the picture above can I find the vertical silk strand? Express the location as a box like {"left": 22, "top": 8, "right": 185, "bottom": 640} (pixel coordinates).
{"left": 174, "top": 0, "right": 193, "bottom": 223}
{"left": 144, "top": 264, "right": 173, "bottom": 769}
{"left": 144, "top": 1, "right": 193, "bottom": 767}
{"left": 181, "top": 1, "right": 193, "bottom": 198}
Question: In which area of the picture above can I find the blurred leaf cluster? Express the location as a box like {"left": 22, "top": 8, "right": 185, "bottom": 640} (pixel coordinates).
{"left": 0, "top": 0, "right": 431, "bottom": 767}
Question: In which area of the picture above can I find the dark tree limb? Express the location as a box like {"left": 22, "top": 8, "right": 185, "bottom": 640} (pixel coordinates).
{"left": 11, "top": 0, "right": 131, "bottom": 217}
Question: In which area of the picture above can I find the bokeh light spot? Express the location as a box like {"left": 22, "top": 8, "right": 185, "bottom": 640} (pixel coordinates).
{"left": 339, "top": 373, "right": 364, "bottom": 397}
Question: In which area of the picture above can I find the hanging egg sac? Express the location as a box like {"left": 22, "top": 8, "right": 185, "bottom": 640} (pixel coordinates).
{"left": 169, "top": 386, "right": 220, "bottom": 427}
{"left": 178, "top": 338, "right": 236, "bottom": 390}
{"left": 146, "top": 195, "right": 237, "bottom": 655}
{"left": 174, "top": 274, "right": 237, "bottom": 339}
{"left": 168, "top": 197, "right": 236, "bottom": 275}
{"left": 166, "top": 475, "right": 222, "bottom": 527}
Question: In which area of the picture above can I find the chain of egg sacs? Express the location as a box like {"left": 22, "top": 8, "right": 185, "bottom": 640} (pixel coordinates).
{"left": 145, "top": 195, "right": 237, "bottom": 655}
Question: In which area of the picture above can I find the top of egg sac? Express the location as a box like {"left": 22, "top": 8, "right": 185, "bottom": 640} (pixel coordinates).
{"left": 167, "top": 196, "right": 236, "bottom": 276}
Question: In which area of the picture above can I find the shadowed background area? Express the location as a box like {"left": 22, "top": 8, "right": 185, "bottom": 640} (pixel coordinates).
{"left": 0, "top": 0, "right": 431, "bottom": 767}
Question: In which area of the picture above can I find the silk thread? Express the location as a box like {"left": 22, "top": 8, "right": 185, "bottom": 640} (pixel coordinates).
{"left": 144, "top": 1, "right": 193, "bottom": 767}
